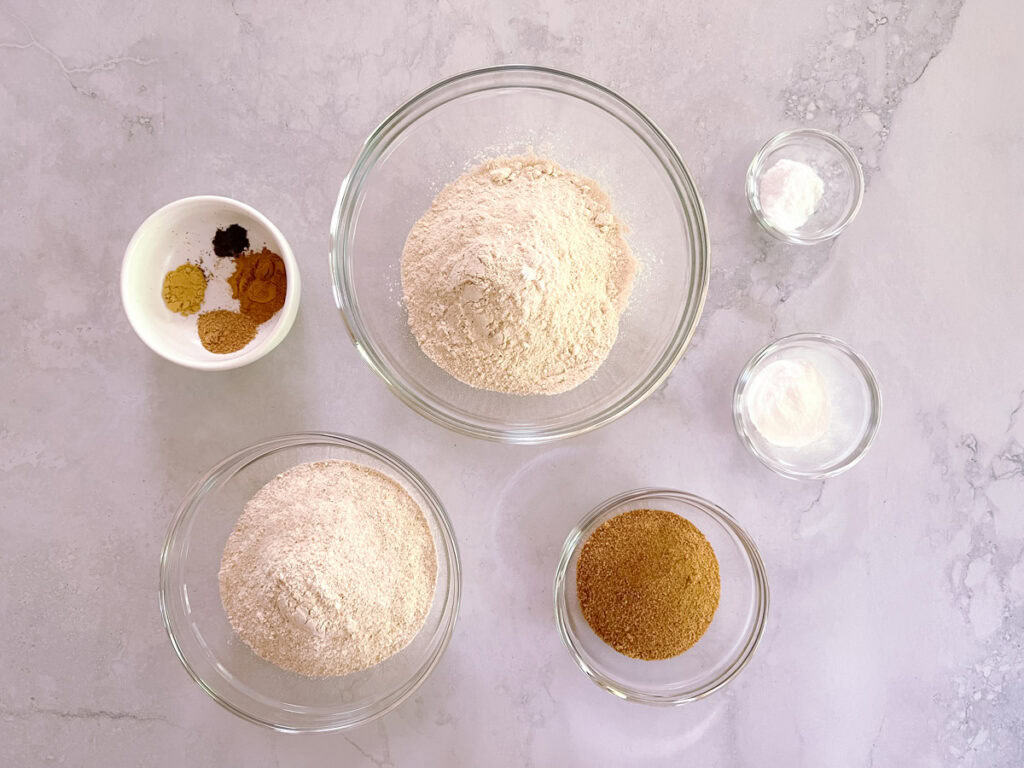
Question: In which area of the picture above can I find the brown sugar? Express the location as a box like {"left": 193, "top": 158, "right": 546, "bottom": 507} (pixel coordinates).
{"left": 576, "top": 508, "right": 720, "bottom": 660}
{"left": 228, "top": 248, "right": 287, "bottom": 324}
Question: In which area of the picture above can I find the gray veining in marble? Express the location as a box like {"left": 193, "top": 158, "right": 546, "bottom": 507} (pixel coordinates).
{"left": 1, "top": 0, "right": 1022, "bottom": 765}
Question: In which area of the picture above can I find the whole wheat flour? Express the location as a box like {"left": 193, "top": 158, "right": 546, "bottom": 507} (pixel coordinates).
{"left": 401, "top": 154, "right": 636, "bottom": 395}
{"left": 218, "top": 460, "right": 437, "bottom": 678}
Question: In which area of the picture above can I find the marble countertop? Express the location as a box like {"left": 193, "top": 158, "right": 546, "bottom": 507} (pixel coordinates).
{"left": 2, "top": 0, "right": 1022, "bottom": 765}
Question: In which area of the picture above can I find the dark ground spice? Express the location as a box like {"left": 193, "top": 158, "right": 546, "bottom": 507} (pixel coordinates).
{"left": 212, "top": 223, "right": 250, "bottom": 258}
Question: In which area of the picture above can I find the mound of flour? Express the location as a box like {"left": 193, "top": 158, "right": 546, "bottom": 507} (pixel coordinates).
{"left": 401, "top": 154, "right": 636, "bottom": 395}
{"left": 218, "top": 460, "right": 437, "bottom": 678}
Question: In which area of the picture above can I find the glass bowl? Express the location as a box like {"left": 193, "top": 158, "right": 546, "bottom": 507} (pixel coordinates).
{"left": 330, "top": 66, "right": 709, "bottom": 444}
{"left": 554, "top": 489, "right": 769, "bottom": 705}
{"left": 159, "top": 433, "right": 461, "bottom": 732}
{"left": 733, "top": 333, "right": 882, "bottom": 480}
{"left": 746, "top": 128, "right": 864, "bottom": 244}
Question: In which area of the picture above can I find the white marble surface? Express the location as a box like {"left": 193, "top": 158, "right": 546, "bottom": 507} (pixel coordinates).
{"left": 2, "top": 0, "right": 1022, "bottom": 765}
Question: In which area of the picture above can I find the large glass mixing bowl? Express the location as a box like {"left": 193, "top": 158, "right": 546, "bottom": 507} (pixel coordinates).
{"left": 331, "top": 66, "right": 709, "bottom": 443}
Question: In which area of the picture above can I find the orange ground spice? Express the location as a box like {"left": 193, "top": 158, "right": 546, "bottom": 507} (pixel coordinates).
{"left": 228, "top": 248, "right": 287, "bottom": 324}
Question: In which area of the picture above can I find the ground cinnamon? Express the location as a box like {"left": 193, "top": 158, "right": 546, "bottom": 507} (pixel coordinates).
{"left": 576, "top": 508, "right": 720, "bottom": 660}
{"left": 228, "top": 248, "right": 287, "bottom": 324}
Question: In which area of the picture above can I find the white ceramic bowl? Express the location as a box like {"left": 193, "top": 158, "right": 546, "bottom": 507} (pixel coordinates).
{"left": 121, "top": 195, "right": 300, "bottom": 370}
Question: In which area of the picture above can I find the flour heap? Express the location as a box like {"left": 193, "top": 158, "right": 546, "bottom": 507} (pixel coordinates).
{"left": 219, "top": 460, "right": 437, "bottom": 678}
{"left": 401, "top": 154, "right": 636, "bottom": 395}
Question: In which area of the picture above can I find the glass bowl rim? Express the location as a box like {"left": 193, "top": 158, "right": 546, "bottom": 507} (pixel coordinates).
{"left": 329, "top": 64, "right": 710, "bottom": 444}
{"left": 553, "top": 487, "right": 770, "bottom": 705}
{"left": 732, "top": 332, "right": 883, "bottom": 480}
{"left": 158, "top": 431, "right": 462, "bottom": 733}
{"left": 745, "top": 127, "right": 865, "bottom": 244}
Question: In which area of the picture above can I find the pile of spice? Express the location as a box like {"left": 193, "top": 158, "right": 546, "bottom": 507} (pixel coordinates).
{"left": 161, "top": 263, "right": 206, "bottom": 316}
{"left": 197, "top": 310, "right": 258, "bottom": 354}
{"left": 227, "top": 247, "right": 287, "bottom": 324}
{"left": 576, "top": 508, "right": 720, "bottom": 660}
{"left": 212, "top": 223, "right": 249, "bottom": 258}
{"left": 159, "top": 224, "right": 288, "bottom": 354}
{"left": 219, "top": 460, "right": 437, "bottom": 677}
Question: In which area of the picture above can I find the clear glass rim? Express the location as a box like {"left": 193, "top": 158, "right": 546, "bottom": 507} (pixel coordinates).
{"left": 732, "top": 333, "right": 883, "bottom": 480}
{"left": 158, "top": 431, "right": 462, "bottom": 733}
{"left": 745, "top": 128, "right": 865, "bottom": 245}
{"left": 553, "top": 488, "right": 770, "bottom": 705}
{"left": 329, "top": 65, "right": 710, "bottom": 444}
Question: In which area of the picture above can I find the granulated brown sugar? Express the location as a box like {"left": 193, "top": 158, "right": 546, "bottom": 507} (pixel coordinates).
{"left": 576, "top": 508, "right": 720, "bottom": 660}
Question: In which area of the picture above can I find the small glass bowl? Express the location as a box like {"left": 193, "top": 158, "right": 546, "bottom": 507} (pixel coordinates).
{"left": 553, "top": 489, "right": 769, "bottom": 705}
{"left": 746, "top": 129, "right": 864, "bottom": 244}
{"left": 733, "top": 333, "right": 882, "bottom": 480}
{"left": 159, "top": 433, "right": 461, "bottom": 732}
{"left": 331, "top": 66, "right": 709, "bottom": 444}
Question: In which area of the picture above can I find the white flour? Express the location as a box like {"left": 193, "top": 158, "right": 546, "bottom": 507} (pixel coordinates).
{"left": 218, "top": 460, "right": 437, "bottom": 678}
{"left": 401, "top": 154, "right": 636, "bottom": 395}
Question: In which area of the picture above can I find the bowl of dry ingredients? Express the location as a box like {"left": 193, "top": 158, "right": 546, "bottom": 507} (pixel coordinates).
{"left": 554, "top": 489, "right": 768, "bottom": 704}
{"left": 331, "top": 66, "right": 709, "bottom": 443}
{"left": 159, "top": 433, "right": 460, "bottom": 732}
{"left": 121, "top": 195, "right": 300, "bottom": 370}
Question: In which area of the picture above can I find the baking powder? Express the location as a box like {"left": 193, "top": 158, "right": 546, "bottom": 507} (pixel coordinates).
{"left": 758, "top": 158, "right": 824, "bottom": 231}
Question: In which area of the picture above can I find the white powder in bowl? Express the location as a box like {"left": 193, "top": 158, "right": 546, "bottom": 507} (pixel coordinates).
{"left": 401, "top": 154, "right": 636, "bottom": 395}
{"left": 218, "top": 460, "right": 437, "bottom": 678}
{"left": 758, "top": 158, "right": 825, "bottom": 231}
{"left": 746, "top": 358, "right": 830, "bottom": 448}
